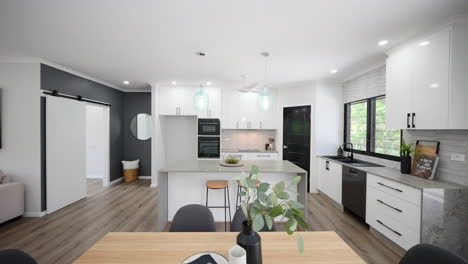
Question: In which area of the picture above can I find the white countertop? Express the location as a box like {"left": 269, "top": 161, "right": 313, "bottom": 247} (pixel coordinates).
{"left": 319, "top": 156, "right": 468, "bottom": 190}
{"left": 160, "top": 159, "right": 307, "bottom": 173}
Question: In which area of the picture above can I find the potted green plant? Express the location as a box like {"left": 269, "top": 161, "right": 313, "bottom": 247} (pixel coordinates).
{"left": 233, "top": 165, "right": 308, "bottom": 264}
{"left": 400, "top": 140, "right": 415, "bottom": 174}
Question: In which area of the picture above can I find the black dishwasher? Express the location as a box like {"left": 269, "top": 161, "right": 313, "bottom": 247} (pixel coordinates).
{"left": 342, "top": 166, "right": 367, "bottom": 220}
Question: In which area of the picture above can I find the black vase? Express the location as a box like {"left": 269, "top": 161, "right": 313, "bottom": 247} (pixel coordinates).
{"left": 237, "top": 221, "right": 262, "bottom": 264}
{"left": 401, "top": 156, "right": 412, "bottom": 174}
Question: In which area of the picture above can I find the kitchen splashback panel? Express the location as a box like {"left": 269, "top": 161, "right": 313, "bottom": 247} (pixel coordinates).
{"left": 222, "top": 130, "right": 276, "bottom": 151}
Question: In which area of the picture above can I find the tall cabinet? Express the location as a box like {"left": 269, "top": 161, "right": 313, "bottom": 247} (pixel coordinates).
{"left": 386, "top": 17, "right": 468, "bottom": 129}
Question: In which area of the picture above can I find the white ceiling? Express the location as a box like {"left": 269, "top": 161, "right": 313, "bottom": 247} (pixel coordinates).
{"left": 1, "top": 0, "right": 467, "bottom": 90}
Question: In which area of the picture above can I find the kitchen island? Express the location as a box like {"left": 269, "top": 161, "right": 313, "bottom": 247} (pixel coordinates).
{"left": 157, "top": 160, "right": 307, "bottom": 231}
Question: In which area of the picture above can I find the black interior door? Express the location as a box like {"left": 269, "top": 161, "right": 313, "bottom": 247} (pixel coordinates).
{"left": 283, "top": 106, "right": 311, "bottom": 192}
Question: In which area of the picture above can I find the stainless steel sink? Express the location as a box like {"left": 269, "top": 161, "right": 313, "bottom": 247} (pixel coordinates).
{"left": 322, "top": 156, "right": 384, "bottom": 167}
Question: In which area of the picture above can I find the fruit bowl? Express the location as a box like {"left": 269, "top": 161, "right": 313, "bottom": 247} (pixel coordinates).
{"left": 223, "top": 154, "right": 242, "bottom": 164}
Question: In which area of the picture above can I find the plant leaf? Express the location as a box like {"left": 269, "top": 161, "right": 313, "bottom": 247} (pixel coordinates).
{"left": 293, "top": 175, "right": 301, "bottom": 184}
{"left": 240, "top": 191, "right": 247, "bottom": 196}
{"left": 268, "top": 192, "right": 278, "bottom": 206}
{"left": 292, "top": 208, "right": 304, "bottom": 216}
{"left": 241, "top": 203, "right": 250, "bottom": 221}
{"left": 274, "top": 181, "right": 285, "bottom": 193}
{"left": 246, "top": 177, "right": 255, "bottom": 188}
{"left": 258, "top": 182, "right": 270, "bottom": 192}
{"left": 297, "top": 234, "right": 304, "bottom": 254}
{"left": 258, "top": 192, "right": 268, "bottom": 204}
{"left": 294, "top": 214, "right": 309, "bottom": 230}
{"left": 277, "top": 191, "right": 289, "bottom": 200}
{"left": 251, "top": 165, "right": 259, "bottom": 175}
{"left": 269, "top": 205, "right": 283, "bottom": 217}
{"left": 264, "top": 214, "right": 273, "bottom": 230}
{"left": 289, "top": 201, "right": 304, "bottom": 209}
{"left": 285, "top": 218, "right": 297, "bottom": 235}
{"left": 252, "top": 214, "right": 265, "bottom": 232}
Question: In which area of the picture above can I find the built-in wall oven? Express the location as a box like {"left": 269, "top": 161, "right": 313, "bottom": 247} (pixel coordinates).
{"left": 198, "top": 118, "right": 220, "bottom": 136}
{"left": 198, "top": 136, "right": 220, "bottom": 158}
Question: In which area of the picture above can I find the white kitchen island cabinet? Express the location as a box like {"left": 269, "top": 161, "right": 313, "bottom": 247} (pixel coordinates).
{"left": 157, "top": 160, "right": 307, "bottom": 231}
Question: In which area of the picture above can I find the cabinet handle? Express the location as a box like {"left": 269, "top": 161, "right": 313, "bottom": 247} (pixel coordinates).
{"left": 257, "top": 154, "right": 270, "bottom": 157}
{"left": 325, "top": 161, "right": 329, "bottom": 171}
{"left": 377, "top": 182, "right": 403, "bottom": 193}
{"left": 412, "top": 113, "right": 416, "bottom": 128}
{"left": 376, "top": 220, "right": 402, "bottom": 236}
{"left": 407, "top": 113, "right": 410, "bottom": 128}
{"left": 377, "top": 199, "right": 403, "bottom": 213}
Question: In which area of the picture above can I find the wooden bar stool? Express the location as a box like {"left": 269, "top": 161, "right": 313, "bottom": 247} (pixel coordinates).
{"left": 206, "top": 180, "right": 231, "bottom": 232}
{"left": 235, "top": 179, "right": 261, "bottom": 210}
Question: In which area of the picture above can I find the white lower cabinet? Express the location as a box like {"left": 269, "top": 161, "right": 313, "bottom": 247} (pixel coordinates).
{"left": 366, "top": 173, "right": 421, "bottom": 250}
{"left": 317, "top": 158, "right": 342, "bottom": 205}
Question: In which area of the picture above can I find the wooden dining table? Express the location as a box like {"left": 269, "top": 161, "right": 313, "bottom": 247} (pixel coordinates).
{"left": 74, "top": 231, "right": 365, "bottom": 263}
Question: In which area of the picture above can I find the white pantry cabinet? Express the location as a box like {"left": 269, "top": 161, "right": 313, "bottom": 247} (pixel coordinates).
{"left": 317, "top": 158, "right": 342, "bottom": 204}
{"left": 386, "top": 17, "right": 468, "bottom": 129}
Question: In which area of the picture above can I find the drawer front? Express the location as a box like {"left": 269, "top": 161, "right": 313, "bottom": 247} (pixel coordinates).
{"left": 251, "top": 153, "right": 279, "bottom": 160}
{"left": 367, "top": 208, "right": 420, "bottom": 250}
{"left": 367, "top": 173, "right": 421, "bottom": 205}
{"left": 367, "top": 186, "right": 421, "bottom": 232}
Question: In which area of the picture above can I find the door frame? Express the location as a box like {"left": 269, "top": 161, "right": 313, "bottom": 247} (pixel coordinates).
{"left": 281, "top": 105, "right": 312, "bottom": 192}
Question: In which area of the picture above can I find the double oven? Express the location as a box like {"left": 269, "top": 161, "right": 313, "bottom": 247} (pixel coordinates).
{"left": 197, "top": 119, "right": 221, "bottom": 159}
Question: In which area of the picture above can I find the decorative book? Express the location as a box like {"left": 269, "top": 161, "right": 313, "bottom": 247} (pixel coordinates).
{"left": 412, "top": 154, "right": 439, "bottom": 180}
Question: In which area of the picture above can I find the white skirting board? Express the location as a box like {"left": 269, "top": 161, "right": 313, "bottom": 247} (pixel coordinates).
{"left": 23, "top": 211, "right": 47, "bottom": 217}
{"left": 109, "top": 177, "right": 122, "bottom": 185}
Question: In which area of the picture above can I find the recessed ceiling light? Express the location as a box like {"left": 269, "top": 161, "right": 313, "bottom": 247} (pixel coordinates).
{"left": 419, "top": 41, "right": 430, "bottom": 46}
{"left": 171, "top": 81, "right": 177, "bottom": 85}
{"left": 206, "top": 81, "right": 212, "bottom": 86}
{"left": 378, "top": 40, "right": 389, "bottom": 46}
{"left": 123, "top": 81, "right": 130, "bottom": 85}
{"left": 196, "top": 52, "right": 206, "bottom": 56}
{"left": 330, "top": 69, "right": 338, "bottom": 74}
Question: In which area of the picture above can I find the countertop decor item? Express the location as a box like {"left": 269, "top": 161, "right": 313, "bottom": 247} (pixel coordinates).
{"left": 182, "top": 252, "right": 228, "bottom": 264}
{"left": 400, "top": 140, "right": 414, "bottom": 174}
{"left": 233, "top": 166, "right": 308, "bottom": 264}
{"left": 228, "top": 245, "right": 247, "bottom": 264}
{"left": 411, "top": 140, "right": 440, "bottom": 180}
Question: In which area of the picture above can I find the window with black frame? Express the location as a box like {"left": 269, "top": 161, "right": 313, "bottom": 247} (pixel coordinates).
{"left": 344, "top": 95, "right": 401, "bottom": 160}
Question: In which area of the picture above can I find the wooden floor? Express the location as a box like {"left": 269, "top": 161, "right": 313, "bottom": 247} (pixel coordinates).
{"left": 0, "top": 180, "right": 401, "bottom": 264}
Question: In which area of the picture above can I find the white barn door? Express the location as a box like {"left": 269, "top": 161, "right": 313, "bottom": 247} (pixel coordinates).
{"left": 46, "top": 96, "right": 87, "bottom": 214}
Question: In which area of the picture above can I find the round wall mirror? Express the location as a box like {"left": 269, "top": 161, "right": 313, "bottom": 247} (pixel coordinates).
{"left": 130, "top": 113, "right": 152, "bottom": 140}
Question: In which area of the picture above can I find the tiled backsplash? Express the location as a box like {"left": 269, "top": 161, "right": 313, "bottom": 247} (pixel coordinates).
{"left": 404, "top": 130, "right": 468, "bottom": 186}
{"left": 222, "top": 130, "right": 276, "bottom": 151}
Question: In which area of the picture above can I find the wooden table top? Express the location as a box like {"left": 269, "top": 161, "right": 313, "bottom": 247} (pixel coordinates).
{"left": 74, "top": 232, "right": 365, "bottom": 264}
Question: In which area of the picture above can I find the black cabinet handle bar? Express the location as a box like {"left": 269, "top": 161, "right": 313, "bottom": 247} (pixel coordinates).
{"left": 376, "top": 220, "right": 402, "bottom": 236}
{"left": 377, "top": 199, "right": 403, "bottom": 213}
{"left": 407, "top": 113, "right": 410, "bottom": 128}
{"left": 377, "top": 182, "right": 403, "bottom": 193}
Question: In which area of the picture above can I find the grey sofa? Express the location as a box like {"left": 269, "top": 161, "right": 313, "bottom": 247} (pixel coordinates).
{"left": 0, "top": 172, "right": 25, "bottom": 224}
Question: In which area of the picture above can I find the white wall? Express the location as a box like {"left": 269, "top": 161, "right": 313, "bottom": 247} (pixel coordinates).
{"left": 161, "top": 116, "right": 197, "bottom": 163}
{"left": 0, "top": 63, "right": 42, "bottom": 215}
{"left": 151, "top": 85, "right": 166, "bottom": 187}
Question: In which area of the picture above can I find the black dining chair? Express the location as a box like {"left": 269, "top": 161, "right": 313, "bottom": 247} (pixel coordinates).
{"left": 400, "top": 244, "right": 467, "bottom": 264}
{"left": 169, "top": 204, "right": 216, "bottom": 232}
{"left": 0, "top": 249, "right": 38, "bottom": 264}
{"left": 230, "top": 207, "right": 276, "bottom": 232}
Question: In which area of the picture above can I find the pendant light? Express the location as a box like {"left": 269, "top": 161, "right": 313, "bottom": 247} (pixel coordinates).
{"left": 258, "top": 52, "right": 274, "bottom": 111}
{"left": 194, "top": 84, "right": 209, "bottom": 111}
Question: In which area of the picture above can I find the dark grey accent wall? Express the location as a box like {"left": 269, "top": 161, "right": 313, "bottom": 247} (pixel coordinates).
{"left": 40, "top": 64, "right": 125, "bottom": 181}
{"left": 122, "top": 93, "right": 152, "bottom": 176}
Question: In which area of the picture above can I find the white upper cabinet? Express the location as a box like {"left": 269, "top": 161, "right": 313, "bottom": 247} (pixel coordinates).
{"left": 386, "top": 18, "right": 468, "bottom": 129}
{"left": 195, "top": 87, "right": 222, "bottom": 119}
{"left": 222, "top": 88, "right": 277, "bottom": 129}
{"left": 159, "top": 86, "right": 222, "bottom": 118}
{"left": 159, "top": 86, "right": 197, "bottom": 116}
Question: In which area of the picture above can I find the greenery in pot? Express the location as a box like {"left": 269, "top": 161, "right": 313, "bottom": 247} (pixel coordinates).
{"left": 233, "top": 165, "right": 308, "bottom": 253}
{"left": 400, "top": 139, "right": 415, "bottom": 157}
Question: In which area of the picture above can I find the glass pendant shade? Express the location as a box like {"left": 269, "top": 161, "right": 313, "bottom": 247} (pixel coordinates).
{"left": 258, "top": 88, "right": 274, "bottom": 111}
{"left": 194, "top": 88, "right": 209, "bottom": 111}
